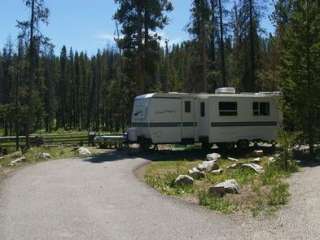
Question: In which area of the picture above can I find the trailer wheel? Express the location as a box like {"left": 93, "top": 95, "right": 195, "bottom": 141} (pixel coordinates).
{"left": 140, "top": 143, "right": 151, "bottom": 151}
{"left": 237, "top": 139, "right": 250, "bottom": 152}
{"left": 217, "top": 143, "right": 235, "bottom": 153}
{"left": 201, "top": 142, "right": 213, "bottom": 151}
{"left": 139, "top": 139, "right": 151, "bottom": 152}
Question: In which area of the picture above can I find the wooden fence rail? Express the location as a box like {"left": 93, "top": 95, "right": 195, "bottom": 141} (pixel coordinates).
{"left": 0, "top": 135, "right": 89, "bottom": 147}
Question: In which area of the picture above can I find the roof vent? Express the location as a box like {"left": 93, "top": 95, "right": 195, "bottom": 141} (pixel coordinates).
{"left": 215, "top": 87, "right": 236, "bottom": 94}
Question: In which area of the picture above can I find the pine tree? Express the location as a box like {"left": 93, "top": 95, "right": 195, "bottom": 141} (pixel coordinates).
{"left": 42, "top": 45, "right": 57, "bottom": 132}
{"left": 218, "top": 0, "right": 226, "bottom": 86}
{"left": 0, "top": 39, "right": 14, "bottom": 136}
{"left": 188, "top": 0, "right": 211, "bottom": 92}
{"left": 114, "top": 0, "right": 173, "bottom": 95}
{"left": 57, "top": 46, "right": 67, "bottom": 129}
{"left": 280, "top": 0, "right": 320, "bottom": 156}
{"left": 230, "top": 0, "right": 261, "bottom": 92}
{"left": 17, "top": 0, "right": 49, "bottom": 147}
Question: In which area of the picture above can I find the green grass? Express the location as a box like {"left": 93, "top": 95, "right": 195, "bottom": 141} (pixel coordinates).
{"left": 0, "top": 129, "right": 124, "bottom": 152}
{"left": 198, "top": 190, "right": 237, "bottom": 213}
{"left": 0, "top": 146, "right": 78, "bottom": 167}
{"left": 144, "top": 160, "right": 199, "bottom": 195}
{"left": 268, "top": 182, "right": 290, "bottom": 206}
{"left": 34, "top": 129, "right": 122, "bottom": 136}
{"left": 144, "top": 156, "right": 297, "bottom": 216}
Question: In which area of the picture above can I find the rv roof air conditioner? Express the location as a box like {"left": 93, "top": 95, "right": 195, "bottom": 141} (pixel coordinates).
{"left": 215, "top": 87, "right": 236, "bottom": 94}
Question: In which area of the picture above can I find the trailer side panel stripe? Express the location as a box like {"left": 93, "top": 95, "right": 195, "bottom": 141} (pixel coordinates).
{"left": 132, "top": 122, "right": 198, "bottom": 127}
{"left": 211, "top": 121, "right": 278, "bottom": 127}
{"left": 132, "top": 121, "right": 277, "bottom": 128}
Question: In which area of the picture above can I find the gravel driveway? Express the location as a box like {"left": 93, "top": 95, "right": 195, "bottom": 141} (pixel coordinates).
{"left": 0, "top": 151, "right": 319, "bottom": 240}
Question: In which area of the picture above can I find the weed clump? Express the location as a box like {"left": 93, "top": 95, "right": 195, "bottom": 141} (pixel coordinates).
{"left": 198, "top": 191, "right": 237, "bottom": 214}
{"left": 268, "top": 182, "right": 290, "bottom": 206}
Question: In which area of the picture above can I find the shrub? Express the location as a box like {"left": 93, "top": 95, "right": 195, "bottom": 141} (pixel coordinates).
{"left": 229, "top": 168, "right": 257, "bottom": 185}
{"left": 268, "top": 182, "right": 290, "bottom": 206}
{"left": 144, "top": 172, "right": 194, "bottom": 195}
{"left": 277, "top": 130, "right": 297, "bottom": 171}
{"left": 198, "top": 191, "right": 236, "bottom": 214}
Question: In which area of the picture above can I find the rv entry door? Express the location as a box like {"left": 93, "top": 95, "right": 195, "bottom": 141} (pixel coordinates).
{"left": 181, "top": 98, "right": 196, "bottom": 143}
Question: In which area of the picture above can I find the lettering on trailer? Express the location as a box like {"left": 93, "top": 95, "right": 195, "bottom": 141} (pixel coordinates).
{"left": 155, "top": 110, "right": 176, "bottom": 115}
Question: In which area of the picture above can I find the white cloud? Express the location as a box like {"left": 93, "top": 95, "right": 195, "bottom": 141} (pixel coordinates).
{"left": 96, "top": 33, "right": 117, "bottom": 43}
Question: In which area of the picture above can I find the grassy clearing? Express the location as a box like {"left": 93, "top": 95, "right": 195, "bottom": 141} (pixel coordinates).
{"left": 0, "top": 146, "right": 78, "bottom": 168}
{"left": 0, "top": 129, "right": 123, "bottom": 154}
{"left": 198, "top": 190, "right": 237, "bottom": 213}
{"left": 0, "top": 145, "right": 107, "bottom": 169}
{"left": 144, "top": 156, "right": 298, "bottom": 216}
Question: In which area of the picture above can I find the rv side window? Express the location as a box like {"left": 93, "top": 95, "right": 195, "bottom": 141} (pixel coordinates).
{"left": 219, "top": 102, "right": 237, "bottom": 116}
{"left": 253, "top": 102, "right": 270, "bottom": 116}
{"left": 200, "top": 102, "right": 205, "bottom": 117}
{"left": 185, "top": 101, "right": 191, "bottom": 113}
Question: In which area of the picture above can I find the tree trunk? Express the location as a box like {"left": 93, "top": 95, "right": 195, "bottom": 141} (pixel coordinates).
{"left": 248, "top": 0, "right": 256, "bottom": 91}
{"left": 305, "top": 0, "right": 314, "bottom": 157}
{"left": 218, "top": 0, "right": 226, "bottom": 87}
{"left": 15, "top": 123, "right": 20, "bottom": 151}
{"left": 199, "top": 3, "right": 208, "bottom": 92}
{"left": 210, "top": 0, "right": 216, "bottom": 72}
{"left": 136, "top": 5, "right": 144, "bottom": 95}
{"left": 25, "top": 0, "right": 36, "bottom": 149}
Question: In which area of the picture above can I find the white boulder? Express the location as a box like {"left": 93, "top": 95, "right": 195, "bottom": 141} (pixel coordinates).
{"left": 228, "top": 157, "right": 239, "bottom": 162}
{"left": 251, "top": 157, "right": 261, "bottom": 162}
{"left": 38, "top": 152, "right": 51, "bottom": 160}
{"left": 197, "top": 160, "right": 219, "bottom": 172}
{"left": 206, "top": 153, "right": 221, "bottom": 161}
{"left": 78, "top": 147, "right": 91, "bottom": 157}
{"left": 9, "top": 156, "right": 26, "bottom": 166}
{"left": 209, "top": 179, "right": 240, "bottom": 196}
{"left": 268, "top": 157, "right": 276, "bottom": 162}
{"left": 226, "top": 163, "right": 238, "bottom": 169}
{"left": 211, "top": 169, "right": 223, "bottom": 175}
{"left": 242, "top": 163, "right": 264, "bottom": 174}
{"left": 188, "top": 168, "right": 205, "bottom": 179}
{"left": 253, "top": 150, "right": 264, "bottom": 157}
{"left": 294, "top": 145, "right": 309, "bottom": 153}
{"left": 174, "top": 175, "right": 194, "bottom": 186}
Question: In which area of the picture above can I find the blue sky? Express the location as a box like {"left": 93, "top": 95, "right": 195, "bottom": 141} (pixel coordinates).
{"left": 1, "top": 0, "right": 274, "bottom": 56}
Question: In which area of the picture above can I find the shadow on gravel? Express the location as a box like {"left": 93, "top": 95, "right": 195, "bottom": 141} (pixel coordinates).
{"left": 295, "top": 156, "right": 320, "bottom": 168}
{"left": 144, "top": 146, "right": 276, "bottom": 162}
{"left": 293, "top": 148, "right": 320, "bottom": 168}
{"left": 83, "top": 150, "right": 136, "bottom": 163}
{"left": 83, "top": 144, "right": 277, "bottom": 164}
{"left": 144, "top": 149, "right": 207, "bottom": 162}
{"left": 82, "top": 149, "right": 208, "bottom": 164}
{"left": 299, "top": 161, "right": 320, "bottom": 168}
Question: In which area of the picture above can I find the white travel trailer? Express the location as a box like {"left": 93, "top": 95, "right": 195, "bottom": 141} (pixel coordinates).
{"left": 127, "top": 88, "right": 282, "bottom": 150}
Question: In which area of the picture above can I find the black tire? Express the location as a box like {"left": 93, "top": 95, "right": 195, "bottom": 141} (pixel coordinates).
{"left": 217, "top": 143, "right": 235, "bottom": 152}
{"left": 201, "top": 142, "right": 213, "bottom": 151}
{"left": 139, "top": 139, "right": 151, "bottom": 152}
{"left": 237, "top": 139, "right": 250, "bottom": 152}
